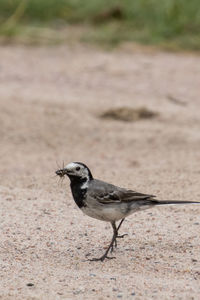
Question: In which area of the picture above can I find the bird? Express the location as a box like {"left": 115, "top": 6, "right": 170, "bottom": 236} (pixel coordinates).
{"left": 56, "top": 162, "right": 200, "bottom": 262}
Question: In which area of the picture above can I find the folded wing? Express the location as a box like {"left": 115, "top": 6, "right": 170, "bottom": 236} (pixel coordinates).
{"left": 89, "top": 179, "right": 156, "bottom": 204}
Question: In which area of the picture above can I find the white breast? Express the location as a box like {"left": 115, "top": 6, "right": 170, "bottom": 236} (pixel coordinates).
{"left": 81, "top": 204, "right": 129, "bottom": 222}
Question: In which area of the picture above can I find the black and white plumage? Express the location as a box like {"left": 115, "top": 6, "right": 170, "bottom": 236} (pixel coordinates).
{"left": 56, "top": 162, "right": 200, "bottom": 262}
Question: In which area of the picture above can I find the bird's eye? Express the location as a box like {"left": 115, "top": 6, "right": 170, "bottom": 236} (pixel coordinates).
{"left": 76, "top": 166, "right": 80, "bottom": 171}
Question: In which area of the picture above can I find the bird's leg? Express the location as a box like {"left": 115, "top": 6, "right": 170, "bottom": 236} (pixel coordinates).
{"left": 89, "top": 219, "right": 128, "bottom": 262}
{"left": 117, "top": 218, "right": 125, "bottom": 233}
{"left": 113, "top": 218, "right": 127, "bottom": 248}
{"left": 110, "top": 222, "right": 118, "bottom": 252}
{"left": 89, "top": 222, "right": 118, "bottom": 262}
{"left": 116, "top": 218, "right": 127, "bottom": 238}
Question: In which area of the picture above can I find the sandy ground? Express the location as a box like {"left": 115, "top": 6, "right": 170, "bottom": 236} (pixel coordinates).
{"left": 0, "top": 43, "right": 200, "bottom": 299}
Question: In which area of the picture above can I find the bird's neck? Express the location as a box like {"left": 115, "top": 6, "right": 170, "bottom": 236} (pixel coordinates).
{"left": 69, "top": 175, "right": 90, "bottom": 187}
{"left": 69, "top": 176, "right": 91, "bottom": 208}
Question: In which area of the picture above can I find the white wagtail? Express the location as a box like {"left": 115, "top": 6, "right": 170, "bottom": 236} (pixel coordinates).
{"left": 56, "top": 162, "right": 200, "bottom": 262}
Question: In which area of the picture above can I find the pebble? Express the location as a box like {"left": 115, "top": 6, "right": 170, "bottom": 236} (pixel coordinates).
{"left": 73, "top": 289, "right": 84, "bottom": 295}
{"left": 131, "top": 291, "right": 135, "bottom": 296}
{"left": 26, "top": 283, "right": 34, "bottom": 287}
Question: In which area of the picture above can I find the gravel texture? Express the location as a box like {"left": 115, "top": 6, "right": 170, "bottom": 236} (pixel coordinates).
{"left": 0, "top": 43, "right": 200, "bottom": 299}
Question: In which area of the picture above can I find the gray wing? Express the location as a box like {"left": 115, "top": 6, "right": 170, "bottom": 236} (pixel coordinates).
{"left": 88, "top": 179, "right": 156, "bottom": 204}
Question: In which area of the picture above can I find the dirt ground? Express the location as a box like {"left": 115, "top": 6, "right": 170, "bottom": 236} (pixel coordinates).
{"left": 0, "top": 43, "right": 200, "bottom": 299}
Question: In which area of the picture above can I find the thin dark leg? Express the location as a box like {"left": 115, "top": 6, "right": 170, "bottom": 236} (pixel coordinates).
{"left": 113, "top": 218, "right": 127, "bottom": 248}
{"left": 117, "top": 218, "right": 125, "bottom": 232}
{"left": 88, "top": 219, "right": 128, "bottom": 262}
{"left": 117, "top": 218, "right": 127, "bottom": 238}
{"left": 110, "top": 222, "right": 118, "bottom": 252}
{"left": 89, "top": 222, "right": 117, "bottom": 262}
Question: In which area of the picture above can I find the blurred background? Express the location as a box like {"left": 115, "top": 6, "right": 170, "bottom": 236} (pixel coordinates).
{"left": 0, "top": 0, "right": 200, "bottom": 195}
{"left": 0, "top": 1, "right": 200, "bottom": 298}
{"left": 0, "top": 0, "right": 200, "bottom": 49}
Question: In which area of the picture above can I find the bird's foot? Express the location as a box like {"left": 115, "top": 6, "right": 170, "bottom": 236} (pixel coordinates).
{"left": 117, "top": 233, "right": 128, "bottom": 239}
{"left": 88, "top": 255, "right": 116, "bottom": 262}
{"left": 113, "top": 233, "right": 128, "bottom": 248}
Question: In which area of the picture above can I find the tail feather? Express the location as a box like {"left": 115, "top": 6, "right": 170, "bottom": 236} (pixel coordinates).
{"left": 154, "top": 200, "right": 200, "bottom": 205}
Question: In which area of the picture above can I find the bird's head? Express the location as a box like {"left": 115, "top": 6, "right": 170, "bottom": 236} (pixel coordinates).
{"left": 56, "top": 162, "right": 93, "bottom": 183}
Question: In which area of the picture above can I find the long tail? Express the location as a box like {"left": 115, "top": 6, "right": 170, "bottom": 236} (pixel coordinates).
{"left": 155, "top": 200, "right": 200, "bottom": 205}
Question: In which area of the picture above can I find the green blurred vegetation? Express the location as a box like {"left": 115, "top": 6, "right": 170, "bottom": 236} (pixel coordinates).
{"left": 0, "top": 0, "right": 200, "bottom": 50}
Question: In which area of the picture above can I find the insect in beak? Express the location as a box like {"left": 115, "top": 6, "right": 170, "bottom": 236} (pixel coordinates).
{"left": 55, "top": 169, "right": 66, "bottom": 177}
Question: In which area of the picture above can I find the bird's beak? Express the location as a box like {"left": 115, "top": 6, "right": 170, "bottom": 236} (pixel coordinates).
{"left": 55, "top": 168, "right": 68, "bottom": 177}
